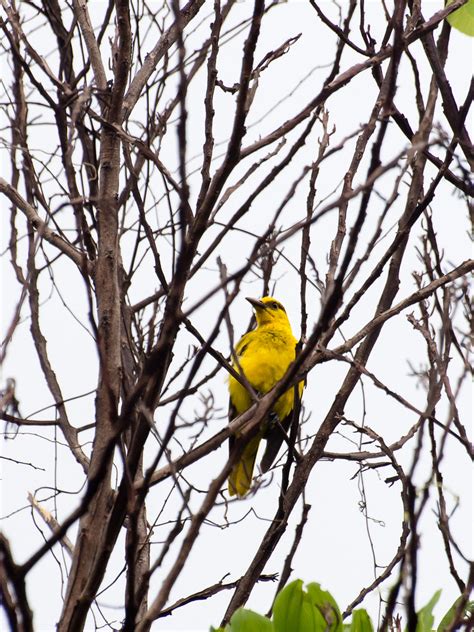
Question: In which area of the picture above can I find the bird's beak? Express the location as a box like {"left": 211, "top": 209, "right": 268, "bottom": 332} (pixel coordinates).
{"left": 246, "top": 297, "right": 267, "bottom": 311}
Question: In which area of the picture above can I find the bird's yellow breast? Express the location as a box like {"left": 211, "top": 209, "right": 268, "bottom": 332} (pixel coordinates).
{"left": 228, "top": 324, "right": 299, "bottom": 420}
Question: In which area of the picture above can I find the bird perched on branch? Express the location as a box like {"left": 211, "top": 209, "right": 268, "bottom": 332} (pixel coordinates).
{"left": 228, "top": 296, "right": 304, "bottom": 497}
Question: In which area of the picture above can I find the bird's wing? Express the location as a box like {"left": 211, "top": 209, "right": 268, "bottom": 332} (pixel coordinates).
{"left": 234, "top": 330, "right": 253, "bottom": 358}
{"left": 259, "top": 411, "right": 291, "bottom": 472}
{"left": 228, "top": 397, "right": 238, "bottom": 454}
{"left": 260, "top": 379, "right": 304, "bottom": 472}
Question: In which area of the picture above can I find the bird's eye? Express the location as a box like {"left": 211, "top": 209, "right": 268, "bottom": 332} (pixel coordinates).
{"left": 272, "top": 302, "right": 279, "bottom": 309}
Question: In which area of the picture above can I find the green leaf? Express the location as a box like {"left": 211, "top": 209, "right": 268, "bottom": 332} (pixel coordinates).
{"left": 416, "top": 590, "right": 441, "bottom": 632}
{"left": 446, "top": 0, "right": 474, "bottom": 36}
{"left": 227, "top": 608, "right": 274, "bottom": 632}
{"left": 273, "top": 579, "right": 327, "bottom": 632}
{"left": 306, "top": 583, "right": 343, "bottom": 631}
{"left": 437, "top": 596, "right": 474, "bottom": 631}
{"left": 349, "top": 609, "right": 374, "bottom": 632}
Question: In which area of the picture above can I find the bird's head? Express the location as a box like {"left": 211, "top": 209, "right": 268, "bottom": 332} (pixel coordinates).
{"left": 246, "top": 296, "right": 290, "bottom": 328}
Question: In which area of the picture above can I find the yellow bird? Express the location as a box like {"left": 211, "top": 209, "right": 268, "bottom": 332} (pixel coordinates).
{"left": 228, "top": 296, "right": 304, "bottom": 497}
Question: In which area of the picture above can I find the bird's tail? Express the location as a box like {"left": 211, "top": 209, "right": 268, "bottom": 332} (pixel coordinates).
{"left": 228, "top": 434, "right": 261, "bottom": 497}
